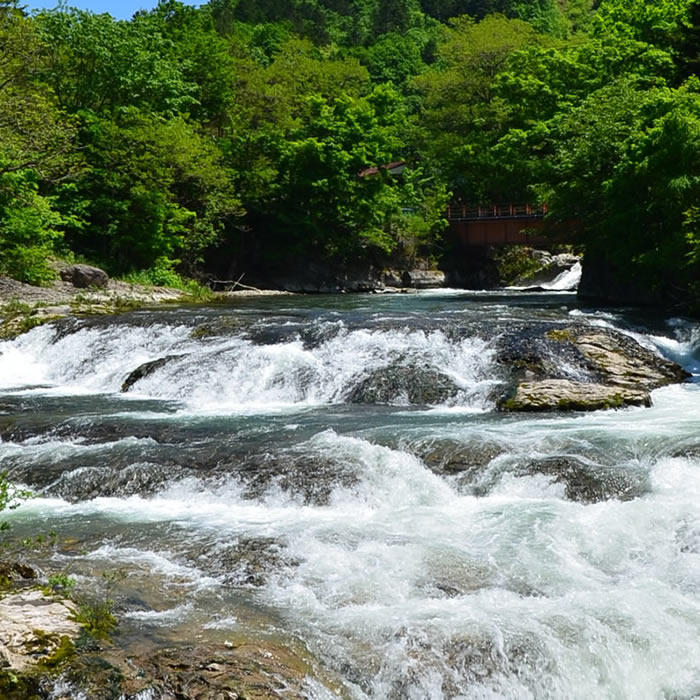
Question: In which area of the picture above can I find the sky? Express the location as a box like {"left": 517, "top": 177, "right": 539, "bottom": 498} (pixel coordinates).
{"left": 25, "top": 0, "right": 199, "bottom": 20}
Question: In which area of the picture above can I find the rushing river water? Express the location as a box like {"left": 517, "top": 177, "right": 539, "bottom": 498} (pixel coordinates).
{"left": 1, "top": 289, "right": 700, "bottom": 699}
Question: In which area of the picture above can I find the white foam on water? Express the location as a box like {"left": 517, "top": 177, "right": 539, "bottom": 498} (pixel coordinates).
{"left": 3, "top": 322, "right": 498, "bottom": 411}
{"left": 0, "top": 322, "right": 193, "bottom": 393}
{"left": 542, "top": 261, "right": 582, "bottom": 291}
{"left": 15, "top": 424, "right": 700, "bottom": 698}
{"left": 123, "top": 603, "right": 194, "bottom": 624}
{"left": 5, "top": 310, "right": 700, "bottom": 698}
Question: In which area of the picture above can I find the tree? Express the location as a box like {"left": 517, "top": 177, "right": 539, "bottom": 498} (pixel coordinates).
{"left": 35, "top": 7, "right": 196, "bottom": 115}
{"left": 540, "top": 78, "right": 700, "bottom": 298}
{"left": 415, "top": 14, "right": 543, "bottom": 199}
{"left": 60, "top": 109, "right": 240, "bottom": 274}
{"left": 0, "top": 1, "right": 76, "bottom": 283}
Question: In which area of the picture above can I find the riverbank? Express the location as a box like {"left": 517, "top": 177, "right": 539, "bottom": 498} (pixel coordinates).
{"left": 0, "top": 274, "right": 299, "bottom": 340}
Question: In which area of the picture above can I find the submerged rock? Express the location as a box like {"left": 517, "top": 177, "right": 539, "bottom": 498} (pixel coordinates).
{"left": 514, "top": 456, "right": 649, "bottom": 503}
{"left": 44, "top": 462, "right": 195, "bottom": 502}
{"left": 232, "top": 452, "right": 360, "bottom": 506}
{"left": 196, "top": 537, "right": 299, "bottom": 588}
{"left": 413, "top": 438, "right": 505, "bottom": 476}
{"left": 497, "top": 324, "right": 690, "bottom": 412}
{"left": 59, "top": 639, "right": 329, "bottom": 700}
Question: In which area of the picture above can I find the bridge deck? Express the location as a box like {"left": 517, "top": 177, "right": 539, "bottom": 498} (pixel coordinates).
{"left": 447, "top": 203, "right": 549, "bottom": 246}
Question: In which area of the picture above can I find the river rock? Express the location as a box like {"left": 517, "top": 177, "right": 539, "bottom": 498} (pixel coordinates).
{"left": 511, "top": 250, "right": 581, "bottom": 287}
{"left": 497, "top": 324, "right": 690, "bottom": 412}
{"left": 63, "top": 639, "right": 324, "bottom": 700}
{"left": 516, "top": 456, "right": 650, "bottom": 502}
{"left": 0, "top": 589, "right": 80, "bottom": 672}
{"left": 400, "top": 269, "right": 446, "bottom": 289}
{"left": 59, "top": 264, "right": 109, "bottom": 289}
{"left": 121, "top": 354, "right": 185, "bottom": 392}
{"left": 44, "top": 462, "right": 195, "bottom": 502}
{"left": 233, "top": 452, "right": 359, "bottom": 506}
{"left": 347, "top": 364, "right": 458, "bottom": 405}
{"left": 503, "top": 379, "right": 652, "bottom": 411}
{"left": 414, "top": 439, "right": 505, "bottom": 475}
{"left": 195, "top": 536, "right": 298, "bottom": 587}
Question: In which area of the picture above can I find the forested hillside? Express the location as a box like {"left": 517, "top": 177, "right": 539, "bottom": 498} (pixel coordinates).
{"left": 1, "top": 0, "right": 699, "bottom": 305}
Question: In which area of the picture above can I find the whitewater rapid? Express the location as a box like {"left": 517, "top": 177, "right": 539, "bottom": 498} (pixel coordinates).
{"left": 1, "top": 292, "right": 699, "bottom": 698}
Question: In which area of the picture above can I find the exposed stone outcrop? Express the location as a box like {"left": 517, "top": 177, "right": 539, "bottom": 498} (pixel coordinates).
{"left": 502, "top": 378, "right": 651, "bottom": 411}
{"left": 0, "top": 588, "right": 332, "bottom": 699}
{"left": 497, "top": 324, "right": 690, "bottom": 412}
{"left": 64, "top": 640, "right": 324, "bottom": 700}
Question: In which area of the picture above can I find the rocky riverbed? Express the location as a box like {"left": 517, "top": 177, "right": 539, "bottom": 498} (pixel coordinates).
{"left": 1, "top": 280, "right": 696, "bottom": 699}
{"left": 0, "top": 575, "right": 331, "bottom": 699}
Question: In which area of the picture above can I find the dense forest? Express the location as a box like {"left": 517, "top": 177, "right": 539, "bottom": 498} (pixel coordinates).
{"left": 1, "top": 0, "right": 699, "bottom": 304}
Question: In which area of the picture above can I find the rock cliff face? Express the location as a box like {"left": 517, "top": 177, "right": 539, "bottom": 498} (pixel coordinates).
{"left": 496, "top": 324, "right": 690, "bottom": 412}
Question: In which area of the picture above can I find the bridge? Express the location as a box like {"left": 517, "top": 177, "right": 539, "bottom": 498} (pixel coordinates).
{"left": 447, "top": 203, "right": 550, "bottom": 247}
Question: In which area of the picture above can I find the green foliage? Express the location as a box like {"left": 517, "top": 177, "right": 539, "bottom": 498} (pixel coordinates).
{"left": 47, "top": 572, "right": 76, "bottom": 593}
{"left": 0, "top": 470, "right": 31, "bottom": 537}
{"left": 540, "top": 77, "right": 700, "bottom": 292}
{"left": 0, "top": 171, "right": 62, "bottom": 284}
{"left": 123, "top": 262, "right": 215, "bottom": 300}
{"left": 61, "top": 108, "right": 240, "bottom": 274}
{"left": 35, "top": 7, "right": 197, "bottom": 115}
{"left": 494, "top": 246, "right": 543, "bottom": 284}
{"left": 0, "top": 0, "right": 694, "bottom": 304}
{"left": 73, "top": 570, "right": 126, "bottom": 640}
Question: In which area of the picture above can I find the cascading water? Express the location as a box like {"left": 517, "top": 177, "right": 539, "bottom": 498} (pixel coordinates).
{"left": 542, "top": 261, "right": 582, "bottom": 291}
{"left": 1, "top": 290, "right": 699, "bottom": 698}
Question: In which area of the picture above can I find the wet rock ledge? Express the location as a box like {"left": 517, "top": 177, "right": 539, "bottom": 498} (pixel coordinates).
{"left": 497, "top": 324, "right": 690, "bottom": 412}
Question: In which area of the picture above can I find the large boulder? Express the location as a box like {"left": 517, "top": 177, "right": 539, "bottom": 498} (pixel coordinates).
{"left": 59, "top": 264, "right": 109, "bottom": 289}
{"left": 497, "top": 324, "right": 690, "bottom": 412}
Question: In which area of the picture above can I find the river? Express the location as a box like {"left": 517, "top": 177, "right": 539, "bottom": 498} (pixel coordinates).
{"left": 1, "top": 289, "right": 699, "bottom": 698}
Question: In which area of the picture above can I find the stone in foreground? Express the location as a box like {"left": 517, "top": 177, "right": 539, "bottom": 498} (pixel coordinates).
{"left": 0, "top": 589, "right": 80, "bottom": 672}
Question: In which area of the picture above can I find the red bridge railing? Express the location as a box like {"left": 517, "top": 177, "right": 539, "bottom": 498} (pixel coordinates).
{"left": 446, "top": 203, "right": 548, "bottom": 220}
